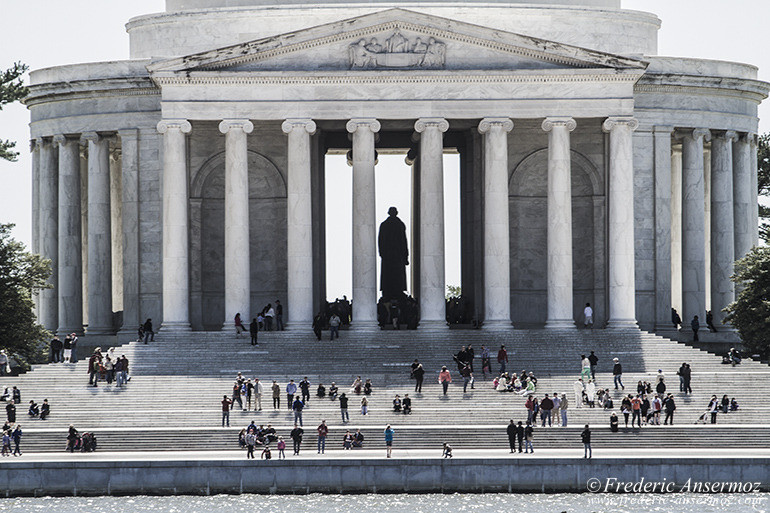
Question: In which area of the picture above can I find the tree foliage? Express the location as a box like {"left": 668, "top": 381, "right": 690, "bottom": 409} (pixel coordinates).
{"left": 0, "top": 224, "right": 51, "bottom": 368}
{"left": 0, "top": 61, "right": 29, "bottom": 162}
{"left": 724, "top": 246, "right": 770, "bottom": 357}
{"left": 446, "top": 285, "right": 462, "bottom": 299}
{"left": 757, "top": 133, "right": 770, "bottom": 242}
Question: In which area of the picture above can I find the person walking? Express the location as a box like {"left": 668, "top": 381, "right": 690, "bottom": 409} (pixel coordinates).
{"left": 631, "top": 395, "right": 642, "bottom": 428}
{"left": 671, "top": 307, "right": 682, "bottom": 330}
{"left": 312, "top": 313, "right": 323, "bottom": 341}
{"left": 384, "top": 424, "right": 395, "bottom": 458}
{"left": 560, "top": 394, "right": 569, "bottom": 426}
{"left": 143, "top": 318, "right": 154, "bottom": 343}
{"left": 317, "top": 420, "right": 328, "bottom": 454}
{"left": 292, "top": 397, "right": 305, "bottom": 426}
{"left": 300, "top": 377, "right": 311, "bottom": 404}
{"left": 581, "top": 424, "right": 592, "bottom": 459}
{"left": 252, "top": 378, "right": 263, "bottom": 411}
{"left": 271, "top": 380, "right": 281, "bottom": 409}
{"left": 584, "top": 303, "right": 594, "bottom": 329}
{"left": 663, "top": 394, "right": 676, "bottom": 425}
{"left": 497, "top": 345, "right": 508, "bottom": 374}
{"left": 708, "top": 395, "right": 719, "bottom": 424}
{"left": 277, "top": 437, "right": 286, "bottom": 459}
{"left": 580, "top": 355, "right": 591, "bottom": 381}
{"left": 515, "top": 421, "right": 525, "bottom": 452}
{"left": 588, "top": 351, "right": 598, "bottom": 380}
{"left": 524, "top": 422, "right": 534, "bottom": 453}
{"left": 234, "top": 313, "right": 246, "bottom": 337}
{"left": 339, "top": 393, "right": 349, "bottom": 422}
{"left": 682, "top": 363, "right": 692, "bottom": 394}
{"left": 221, "top": 395, "right": 232, "bottom": 427}
{"left": 506, "top": 420, "right": 517, "bottom": 453}
{"left": 286, "top": 380, "right": 297, "bottom": 410}
{"left": 411, "top": 360, "right": 425, "bottom": 393}
{"left": 460, "top": 363, "right": 473, "bottom": 393}
{"left": 249, "top": 318, "right": 259, "bottom": 346}
{"left": 329, "top": 313, "right": 341, "bottom": 340}
{"left": 290, "top": 423, "right": 304, "bottom": 455}
{"left": 10, "top": 425, "right": 22, "bottom": 456}
{"left": 438, "top": 366, "right": 452, "bottom": 395}
{"left": 691, "top": 315, "right": 700, "bottom": 342}
{"left": 275, "top": 299, "right": 284, "bottom": 331}
{"left": 612, "top": 358, "right": 624, "bottom": 390}
{"left": 245, "top": 430, "right": 257, "bottom": 459}
{"left": 573, "top": 378, "right": 584, "bottom": 408}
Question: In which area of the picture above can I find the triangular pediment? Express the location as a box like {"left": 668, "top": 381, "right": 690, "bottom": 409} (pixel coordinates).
{"left": 148, "top": 9, "right": 647, "bottom": 75}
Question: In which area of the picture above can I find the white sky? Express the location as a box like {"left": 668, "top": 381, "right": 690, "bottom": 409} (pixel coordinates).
{"left": 0, "top": 0, "right": 768, "bottom": 299}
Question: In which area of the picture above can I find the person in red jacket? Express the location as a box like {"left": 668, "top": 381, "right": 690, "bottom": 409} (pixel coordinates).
{"left": 497, "top": 345, "right": 508, "bottom": 374}
{"left": 438, "top": 366, "right": 452, "bottom": 395}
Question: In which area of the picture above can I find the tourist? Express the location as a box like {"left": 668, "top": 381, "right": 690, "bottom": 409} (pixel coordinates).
{"left": 586, "top": 379, "right": 596, "bottom": 408}
{"left": 540, "top": 394, "right": 553, "bottom": 427}
{"left": 0, "top": 351, "right": 8, "bottom": 376}
{"left": 677, "top": 363, "right": 687, "bottom": 392}
{"left": 292, "top": 397, "right": 304, "bottom": 426}
{"left": 51, "top": 336, "right": 62, "bottom": 363}
{"left": 27, "top": 400, "right": 39, "bottom": 418}
{"left": 353, "top": 429, "right": 365, "bottom": 447}
{"left": 1, "top": 431, "right": 10, "bottom": 456}
{"left": 728, "top": 347, "right": 742, "bottom": 367}
{"left": 438, "top": 366, "right": 452, "bottom": 395}
{"left": 631, "top": 395, "right": 642, "bottom": 428}
{"left": 103, "top": 355, "right": 114, "bottom": 385}
{"left": 5, "top": 400, "right": 15, "bottom": 424}
{"left": 114, "top": 357, "right": 124, "bottom": 387}
{"left": 317, "top": 420, "right": 328, "bottom": 454}
{"left": 581, "top": 424, "right": 591, "bottom": 459}
{"left": 560, "top": 394, "right": 569, "bottom": 426}
{"left": 11, "top": 425, "right": 21, "bottom": 456}
{"left": 610, "top": 412, "right": 619, "bottom": 432}
{"left": 12, "top": 387, "right": 20, "bottom": 404}
{"left": 621, "top": 396, "right": 631, "bottom": 427}
{"left": 329, "top": 382, "right": 338, "bottom": 400}
{"left": 62, "top": 335, "right": 73, "bottom": 363}
{"left": 361, "top": 396, "right": 368, "bottom": 415}
{"left": 249, "top": 318, "right": 259, "bottom": 346}
{"left": 363, "top": 379, "right": 373, "bottom": 395}
{"left": 682, "top": 363, "right": 692, "bottom": 393}
{"left": 290, "top": 423, "right": 303, "bottom": 455}
{"left": 573, "top": 378, "right": 583, "bottom": 408}
{"left": 341, "top": 429, "right": 353, "bottom": 450}
{"left": 580, "top": 355, "right": 591, "bottom": 381}
{"left": 442, "top": 443, "right": 453, "bottom": 458}
{"left": 253, "top": 378, "right": 263, "bottom": 411}
{"left": 40, "top": 399, "right": 50, "bottom": 420}
{"left": 261, "top": 445, "right": 272, "bottom": 460}
{"left": 88, "top": 348, "right": 102, "bottom": 387}
{"left": 721, "top": 394, "right": 730, "bottom": 414}
{"left": 384, "top": 424, "right": 394, "bottom": 458}
{"left": 497, "top": 345, "right": 508, "bottom": 374}
{"left": 524, "top": 422, "right": 534, "bottom": 453}
{"left": 706, "top": 310, "right": 717, "bottom": 332}
{"left": 730, "top": 398, "right": 739, "bottom": 412}
{"left": 66, "top": 425, "right": 79, "bottom": 452}
{"left": 588, "top": 351, "right": 598, "bottom": 380}
{"left": 300, "top": 377, "right": 311, "bottom": 404}
{"left": 221, "top": 395, "right": 232, "bottom": 427}
{"left": 312, "top": 313, "right": 323, "bottom": 341}
{"left": 316, "top": 383, "right": 326, "bottom": 398}
{"left": 393, "top": 395, "right": 402, "bottom": 412}
{"left": 245, "top": 430, "right": 256, "bottom": 459}
{"left": 640, "top": 395, "right": 651, "bottom": 424}
{"left": 231, "top": 381, "right": 243, "bottom": 410}
{"left": 480, "top": 346, "right": 491, "bottom": 379}
{"left": 663, "top": 394, "right": 676, "bottom": 425}
{"left": 613, "top": 358, "right": 624, "bottom": 390}
{"left": 506, "top": 420, "right": 517, "bottom": 453}
{"left": 234, "top": 313, "right": 245, "bottom": 338}
{"left": 411, "top": 360, "right": 425, "bottom": 392}
{"left": 329, "top": 312, "right": 341, "bottom": 340}
{"left": 264, "top": 304, "right": 275, "bottom": 331}
{"left": 460, "top": 363, "right": 473, "bottom": 393}
{"left": 691, "top": 315, "right": 700, "bottom": 342}
{"left": 351, "top": 376, "right": 362, "bottom": 394}
{"left": 402, "top": 394, "right": 412, "bottom": 414}
{"left": 277, "top": 436, "right": 286, "bottom": 459}
{"left": 584, "top": 303, "right": 594, "bottom": 329}
{"left": 143, "top": 318, "right": 154, "bottom": 343}
{"left": 708, "top": 395, "right": 719, "bottom": 424}
{"left": 339, "top": 393, "right": 349, "bottom": 422}
{"left": 286, "top": 379, "right": 297, "bottom": 410}
{"left": 275, "top": 299, "right": 284, "bottom": 331}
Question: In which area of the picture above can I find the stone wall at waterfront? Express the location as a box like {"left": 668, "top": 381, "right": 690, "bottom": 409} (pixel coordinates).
{"left": 1, "top": 458, "right": 767, "bottom": 496}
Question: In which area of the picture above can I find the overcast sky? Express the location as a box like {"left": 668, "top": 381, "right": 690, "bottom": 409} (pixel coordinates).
{"left": 0, "top": 0, "right": 768, "bottom": 299}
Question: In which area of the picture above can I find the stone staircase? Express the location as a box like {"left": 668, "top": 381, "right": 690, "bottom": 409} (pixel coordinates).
{"left": 3, "top": 328, "right": 768, "bottom": 452}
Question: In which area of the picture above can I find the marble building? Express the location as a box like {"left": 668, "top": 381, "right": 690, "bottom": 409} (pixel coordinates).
{"left": 25, "top": 0, "right": 768, "bottom": 337}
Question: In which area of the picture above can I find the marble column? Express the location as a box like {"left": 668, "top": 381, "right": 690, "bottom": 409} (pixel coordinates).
{"left": 157, "top": 120, "right": 192, "bottom": 331}
{"left": 219, "top": 119, "right": 253, "bottom": 328}
{"left": 414, "top": 118, "right": 449, "bottom": 326}
{"left": 710, "top": 131, "right": 738, "bottom": 326}
{"left": 31, "top": 140, "right": 40, "bottom": 316}
{"left": 679, "top": 128, "right": 710, "bottom": 325}
{"left": 543, "top": 117, "right": 576, "bottom": 328}
{"left": 54, "top": 135, "right": 83, "bottom": 335}
{"left": 733, "top": 134, "right": 753, "bottom": 261}
{"left": 81, "top": 132, "right": 113, "bottom": 334}
{"left": 603, "top": 117, "right": 639, "bottom": 329}
{"left": 283, "top": 119, "right": 317, "bottom": 328}
{"left": 653, "top": 126, "right": 674, "bottom": 330}
{"left": 750, "top": 135, "right": 759, "bottom": 247}
{"left": 118, "top": 129, "right": 140, "bottom": 335}
{"left": 346, "top": 119, "right": 380, "bottom": 326}
{"left": 479, "top": 118, "right": 513, "bottom": 329}
{"left": 110, "top": 148, "right": 124, "bottom": 312}
{"left": 39, "top": 138, "right": 59, "bottom": 331}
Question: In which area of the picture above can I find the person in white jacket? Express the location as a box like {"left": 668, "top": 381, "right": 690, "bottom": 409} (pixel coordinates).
{"left": 254, "top": 378, "right": 264, "bottom": 411}
{"left": 585, "top": 379, "right": 596, "bottom": 408}
{"left": 573, "top": 378, "right": 584, "bottom": 408}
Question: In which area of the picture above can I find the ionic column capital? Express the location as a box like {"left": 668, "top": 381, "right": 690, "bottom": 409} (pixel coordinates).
{"left": 80, "top": 131, "right": 102, "bottom": 144}
{"left": 542, "top": 116, "right": 576, "bottom": 133}
{"left": 282, "top": 119, "right": 316, "bottom": 135}
{"left": 32, "top": 138, "right": 44, "bottom": 152}
{"left": 602, "top": 117, "right": 639, "bottom": 133}
{"left": 478, "top": 118, "right": 513, "bottom": 134}
{"left": 742, "top": 132, "right": 758, "bottom": 146}
{"left": 414, "top": 118, "right": 448, "bottom": 133}
{"left": 110, "top": 147, "right": 122, "bottom": 163}
{"left": 53, "top": 134, "right": 79, "bottom": 147}
{"left": 156, "top": 119, "right": 192, "bottom": 135}
{"left": 346, "top": 118, "right": 381, "bottom": 134}
{"left": 713, "top": 130, "right": 739, "bottom": 143}
{"left": 674, "top": 127, "right": 710, "bottom": 142}
{"left": 218, "top": 119, "right": 254, "bottom": 135}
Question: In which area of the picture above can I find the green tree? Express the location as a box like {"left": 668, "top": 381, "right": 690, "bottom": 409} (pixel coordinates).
{"left": 446, "top": 285, "right": 462, "bottom": 299}
{"left": 724, "top": 246, "right": 770, "bottom": 357}
{"left": 757, "top": 133, "right": 770, "bottom": 242}
{"left": 0, "top": 224, "right": 51, "bottom": 369}
{"left": 0, "top": 61, "right": 29, "bottom": 162}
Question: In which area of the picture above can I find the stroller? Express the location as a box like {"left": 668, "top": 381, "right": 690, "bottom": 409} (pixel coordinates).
{"left": 694, "top": 412, "right": 710, "bottom": 424}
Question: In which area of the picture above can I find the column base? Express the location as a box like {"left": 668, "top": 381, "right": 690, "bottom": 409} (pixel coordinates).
{"left": 482, "top": 320, "right": 513, "bottom": 331}
{"left": 160, "top": 322, "right": 192, "bottom": 332}
{"left": 349, "top": 322, "right": 381, "bottom": 333}
{"left": 283, "top": 322, "right": 312, "bottom": 332}
{"left": 418, "top": 319, "right": 449, "bottom": 330}
{"left": 86, "top": 326, "right": 117, "bottom": 336}
{"left": 545, "top": 319, "right": 575, "bottom": 329}
{"left": 606, "top": 319, "right": 639, "bottom": 330}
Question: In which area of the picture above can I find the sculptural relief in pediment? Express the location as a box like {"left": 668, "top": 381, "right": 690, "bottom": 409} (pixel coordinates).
{"left": 349, "top": 29, "right": 446, "bottom": 69}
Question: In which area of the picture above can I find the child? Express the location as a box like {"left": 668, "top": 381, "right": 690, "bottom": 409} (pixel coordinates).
{"left": 442, "top": 443, "right": 453, "bottom": 458}
{"left": 277, "top": 436, "right": 286, "bottom": 459}
{"left": 1, "top": 431, "right": 10, "bottom": 456}
{"left": 361, "top": 397, "right": 368, "bottom": 415}
{"left": 261, "top": 445, "right": 272, "bottom": 460}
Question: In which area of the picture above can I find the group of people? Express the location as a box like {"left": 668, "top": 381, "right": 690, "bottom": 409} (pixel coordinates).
{"left": 671, "top": 307, "right": 720, "bottom": 342}
{"left": 524, "top": 392, "right": 569, "bottom": 427}
{"left": 2, "top": 387, "right": 30, "bottom": 457}
{"left": 238, "top": 419, "right": 368, "bottom": 459}
{"left": 49, "top": 333, "right": 79, "bottom": 363}
{"left": 494, "top": 371, "right": 538, "bottom": 395}
{"left": 87, "top": 348, "right": 130, "bottom": 387}
{"left": 701, "top": 395, "right": 740, "bottom": 424}
{"left": 232, "top": 301, "right": 284, "bottom": 345}
{"left": 378, "top": 295, "right": 419, "bottom": 330}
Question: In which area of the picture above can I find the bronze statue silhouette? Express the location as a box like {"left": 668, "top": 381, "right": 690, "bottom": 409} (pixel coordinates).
{"left": 378, "top": 207, "right": 409, "bottom": 301}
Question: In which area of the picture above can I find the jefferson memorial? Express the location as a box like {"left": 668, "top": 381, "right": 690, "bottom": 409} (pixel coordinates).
{"left": 26, "top": 0, "right": 768, "bottom": 337}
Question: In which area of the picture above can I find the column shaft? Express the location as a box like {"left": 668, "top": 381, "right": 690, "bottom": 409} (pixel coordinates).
{"left": 733, "top": 134, "right": 753, "bottom": 260}
{"left": 31, "top": 140, "right": 41, "bottom": 317}
{"left": 543, "top": 117, "right": 576, "bottom": 328}
{"left": 158, "top": 120, "right": 192, "bottom": 331}
{"left": 220, "top": 120, "right": 254, "bottom": 327}
{"left": 653, "top": 126, "right": 673, "bottom": 329}
{"left": 479, "top": 118, "right": 513, "bottom": 328}
{"left": 39, "top": 139, "right": 59, "bottom": 331}
{"left": 118, "top": 129, "right": 140, "bottom": 334}
{"left": 680, "top": 129, "right": 710, "bottom": 324}
{"left": 347, "top": 119, "right": 380, "bottom": 325}
{"left": 55, "top": 135, "right": 83, "bottom": 335}
{"left": 604, "top": 117, "right": 639, "bottom": 329}
{"left": 82, "top": 133, "right": 113, "bottom": 334}
{"left": 710, "top": 131, "right": 737, "bottom": 326}
{"left": 750, "top": 136, "right": 759, "bottom": 247}
{"left": 415, "top": 118, "right": 449, "bottom": 326}
{"left": 283, "top": 119, "right": 317, "bottom": 328}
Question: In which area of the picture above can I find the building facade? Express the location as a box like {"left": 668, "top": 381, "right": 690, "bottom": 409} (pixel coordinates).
{"left": 26, "top": 0, "right": 768, "bottom": 337}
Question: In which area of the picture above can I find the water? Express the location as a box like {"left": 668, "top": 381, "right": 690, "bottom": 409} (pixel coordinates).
{"left": 1, "top": 493, "right": 768, "bottom": 513}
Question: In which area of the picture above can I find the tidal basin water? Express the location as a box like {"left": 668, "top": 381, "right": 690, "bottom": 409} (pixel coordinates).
{"left": 2, "top": 493, "right": 768, "bottom": 513}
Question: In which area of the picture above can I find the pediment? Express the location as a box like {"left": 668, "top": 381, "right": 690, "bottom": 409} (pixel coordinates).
{"left": 148, "top": 8, "right": 646, "bottom": 75}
